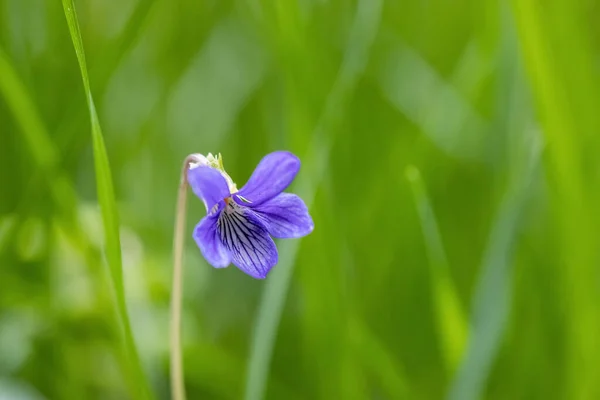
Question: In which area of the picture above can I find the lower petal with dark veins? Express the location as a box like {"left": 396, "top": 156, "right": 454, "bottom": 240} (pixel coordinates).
{"left": 217, "top": 204, "right": 278, "bottom": 279}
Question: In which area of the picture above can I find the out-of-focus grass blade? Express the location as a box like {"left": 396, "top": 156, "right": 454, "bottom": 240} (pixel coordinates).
{"left": 0, "top": 47, "right": 82, "bottom": 241}
{"left": 512, "top": 1, "right": 600, "bottom": 397}
{"left": 379, "top": 43, "right": 491, "bottom": 162}
{"left": 447, "top": 134, "right": 541, "bottom": 400}
{"left": 0, "top": 47, "right": 58, "bottom": 171}
{"left": 0, "top": 43, "right": 73, "bottom": 229}
{"left": 61, "top": 1, "right": 153, "bottom": 399}
{"left": 448, "top": 8, "right": 543, "bottom": 398}
{"left": 451, "top": 42, "right": 494, "bottom": 101}
{"left": 405, "top": 165, "right": 468, "bottom": 374}
{"left": 0, "top": 45, "right": 90, "bottom": 255}
{"left": 243, "top": 0, "right": 382, "bottom": 399}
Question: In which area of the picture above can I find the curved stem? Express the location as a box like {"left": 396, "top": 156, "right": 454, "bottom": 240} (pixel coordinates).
{"left": 170, "top": 155, "right": 204, "bottom": 400}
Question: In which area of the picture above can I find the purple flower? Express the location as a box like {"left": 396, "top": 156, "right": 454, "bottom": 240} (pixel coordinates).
{"left": 188, "top": 151, "right": 314, "bottom": 279}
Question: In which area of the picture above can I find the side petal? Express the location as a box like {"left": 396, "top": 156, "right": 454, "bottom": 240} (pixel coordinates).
{"left": 217, "top": 204, "right": 278, "bottom": 279}
{"left": 236, "top": 151, "right": 300, "bottom": 205}
{"left": 251, "top": 193, "right": 314, "bottom": 238}
{"left": 187, "top": 166, "right": 230, "bottom": 210}
{"left": 193, "top": 208, "right": 231, "bottom": 268}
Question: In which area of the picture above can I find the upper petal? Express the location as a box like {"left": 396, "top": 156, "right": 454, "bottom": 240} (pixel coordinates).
{"left": 250, "top": 193, "right": 314, "bottom": 238}
{"left": 187, "top": 166, "right": 230, "bottom": 210}
{"left": 193, "top": 206, "right": 231, "bottom": 268}
{"left": 217, "top": 202, "right": 278, "bottom": 279}
{"left": 236, "top": 151, "right": 300, "bottom": 205}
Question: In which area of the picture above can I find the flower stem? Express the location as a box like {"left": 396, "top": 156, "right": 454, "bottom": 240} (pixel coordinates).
{"left": 170, "top": 155, "right": 201, "bottom": 400}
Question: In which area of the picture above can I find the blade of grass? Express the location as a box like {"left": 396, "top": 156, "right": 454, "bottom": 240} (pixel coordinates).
{"left": 243, "top": 1, "right": 382, "bottom": 399}
{"left": 0, "top": 41, "right": 147, "bottom": 397}
{"left": 0, "top": 44, "right": 92, "bottom": 259}
{"left": 0, "top": 47, "right": 58, "bottom": 171}
{"left": 61, "top": 2, "right": 154, "bottom": 399}
{"left": 447, "top": 8, "right": 542, "bottom": 398}
{"left": 378, "top": 42, "right": 491, "bottom": 162}
{"left": 0, "top": 46, "right": 81, "bottom": 230}
{"left": 512, "top": 1, "right": 600, "bottom": 397}
{"left": 56, "top": 0, "right": 158, "bottom": 165}
{"left": 447, "top": 139, "right": 541, "bottom": 400}
{"left": 405, "top": 165, "right": 468, "bottom": 374}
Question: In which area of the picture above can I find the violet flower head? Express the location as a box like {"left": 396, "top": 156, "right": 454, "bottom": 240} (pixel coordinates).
{"left": 187, "top": 151, "right": 314, "bottom": 279}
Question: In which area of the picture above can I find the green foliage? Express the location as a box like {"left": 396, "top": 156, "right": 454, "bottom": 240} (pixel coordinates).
{"left": 60, "top": 1, "right": 154, "bottom": 399}
{"left": 1, "top": 0, "right": 600, "bottom": 399}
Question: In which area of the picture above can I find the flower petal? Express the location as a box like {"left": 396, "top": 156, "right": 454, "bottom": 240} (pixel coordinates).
{"left": 250, "top": 193, "right": 314, "bottom": 238}
{"left": 187, "top": 166, "right": 230, "bottom": 210}
{"left": 236, "top": 151, "right": 300, "bottom": 205}
{"left": 217, "top": 202, "right": 278, "bottom": 279}
{"left": 193, "top": 206, "right": 231, "bottom": 268}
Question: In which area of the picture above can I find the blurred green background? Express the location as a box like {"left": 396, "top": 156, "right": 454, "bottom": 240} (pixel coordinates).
{"left": 2, "top": 0, "right": 600, "bottom": 399}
